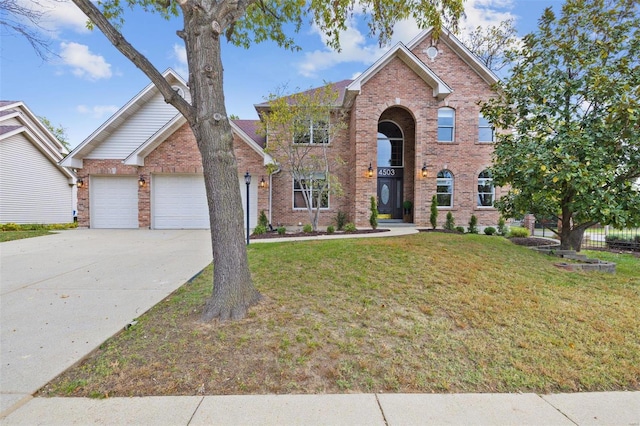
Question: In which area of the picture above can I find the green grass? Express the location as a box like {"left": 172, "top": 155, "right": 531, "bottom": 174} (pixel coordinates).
{"left": 0, "top": 229, "right": 52, "bottom": 242}
{"left": 39, "top": 233, "right": 640, "bottom": 397}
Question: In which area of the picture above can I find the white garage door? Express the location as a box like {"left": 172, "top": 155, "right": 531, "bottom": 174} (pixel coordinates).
{"left": 90, "top": 176, "right": 138, "bottom": 228}
{"left": 152, "top": 174, "right": 257, "bottom": 230}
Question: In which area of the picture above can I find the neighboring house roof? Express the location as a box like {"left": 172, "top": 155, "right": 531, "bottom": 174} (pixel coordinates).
{"left": 0, "top": 101, "right": 75, "bottom": 182}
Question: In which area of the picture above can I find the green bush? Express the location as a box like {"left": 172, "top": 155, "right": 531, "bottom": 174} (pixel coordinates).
{"left": 335, "top": 211, "right": 348, "bottom": 231}
{"left": 468, "top": 215, "right": 479, "bottom": 234}
{"left": 277, "top": 226, "right": 286, "bottom": 235}
{"left": 302, "top": 224, "right": 313, "bottom": 233}
{"left": 430, "top": 195, "right": 438, "bottom": 229}
{"left": 2, "top": 223, "right": 20, "bottom": 231}
{"left": 344, "top": 223, "right": 357, "bottom": 232}
{"left": 252, "top": 224, "right": 267, "bottom": 235}
{"left": 497, "top": 217, "right": 507, "bottom": 236}
{"left": 258, "top": 210, "right": 269, "bottom": 228}
{"left": 455, "top": 226, "right": 465, "bottom": 233}
{"left": 484, "top": 226, "right": 497, "bottom": 235}
{"left": 509, "top": 226, "right": 530, "bottom": 238}
{"left": 326, "top": 225, "right": 335, "bottom": 234}
{"left": 444, "top": 212, "right": 455, "bottom": 231}
{"left": 369, "top": 196, "right": 378, "bottom": 230}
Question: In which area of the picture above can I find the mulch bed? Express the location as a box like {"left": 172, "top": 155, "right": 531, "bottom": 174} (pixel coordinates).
{"left": 250, "top": 228, "right": 390, "bottom": 240}
{"left": 509, "top": 237, "right": 559, "bottom": 247}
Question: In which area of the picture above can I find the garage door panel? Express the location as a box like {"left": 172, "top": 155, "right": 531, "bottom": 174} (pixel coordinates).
{"left": 90, "top": 176, "right": 138, "bottom": 229}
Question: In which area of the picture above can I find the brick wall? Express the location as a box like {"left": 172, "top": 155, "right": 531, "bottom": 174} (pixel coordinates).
{"left": 78, "top": 122, "right": 268, "bottom": 228}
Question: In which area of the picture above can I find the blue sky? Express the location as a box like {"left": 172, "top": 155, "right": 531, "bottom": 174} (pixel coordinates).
{"left": 1, "top": 0, "right": 564, "bottom": 148}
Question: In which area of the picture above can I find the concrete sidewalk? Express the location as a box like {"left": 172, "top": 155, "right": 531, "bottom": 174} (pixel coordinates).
{"left": 2, "top": 392, "right": 638, "bottom": 425}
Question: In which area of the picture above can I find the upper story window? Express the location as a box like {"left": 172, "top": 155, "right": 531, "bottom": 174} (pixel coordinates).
{"left": 438, "top": 108, "right": 455, "bottom": 142}
{"left": 436, "top": 170, "right": 454, "bottom": 207}
{"left": 294, "top": 119, "right": 329, "bottom": 144}
{"left": 478, "top": 114, "right": 494, "bottom": 142}
{"left": 477, "top": 170, "right": 495, "bottom": 207}
{"left": 377, "top": 121, "right": 403, "bottom": 167}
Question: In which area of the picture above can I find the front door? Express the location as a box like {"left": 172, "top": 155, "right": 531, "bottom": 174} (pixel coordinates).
{"left": 377, "top": 168, "right": 403, "bottom": 219}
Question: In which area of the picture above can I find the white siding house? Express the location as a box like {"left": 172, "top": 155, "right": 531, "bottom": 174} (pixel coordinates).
{"left": 0, "top": 101, "right": 76, "bottom": 224}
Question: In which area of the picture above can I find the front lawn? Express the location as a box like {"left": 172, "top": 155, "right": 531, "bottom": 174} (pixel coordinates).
{"left": 0, "top": 229, "right": 52, "bottom": 242}
{"left": 40, "top": 233, "right": 640, "bottom": 397}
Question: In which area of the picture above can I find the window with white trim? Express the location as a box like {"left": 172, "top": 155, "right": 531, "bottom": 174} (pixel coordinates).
{"left": 478, "top": 114, "right": 494, "bottom": 142}
{"left": 293, "top": 173, "right": 329, "bottom": 208}
{"left": 436, "top": 170, "right": 454, "bottom": 207}
{"left": 438, "top": 108, "right": 455, "bottom": 142}
{"left": 477, "top": 170, "right": 495, "bottom": 207}
{"left": 294, "top": 119, "right": 329, "bottom": 144}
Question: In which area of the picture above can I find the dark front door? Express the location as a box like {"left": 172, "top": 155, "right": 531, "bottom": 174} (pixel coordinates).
{"left": 377, "top": 168, "right": 403, "bottom": 219}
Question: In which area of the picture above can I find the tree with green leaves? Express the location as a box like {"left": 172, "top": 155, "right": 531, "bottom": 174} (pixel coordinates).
{"left": 68, "top": 0, "right": 463, "bottom": 321}
{"left": 39, "top": 116, "right": 71, "bottom": 151}
{"left": 259, "top": 85, "right": 346, "bottom": 231}
{"left": 481, "top": 0, "right": 640, "bottom": 252}
{"left": 462, "top": 19, "right": 518, "bottom": 74}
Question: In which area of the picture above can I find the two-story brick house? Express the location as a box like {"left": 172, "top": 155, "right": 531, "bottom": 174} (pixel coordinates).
{"left": 61, "top": 28, "right": 502, "bottom": 230}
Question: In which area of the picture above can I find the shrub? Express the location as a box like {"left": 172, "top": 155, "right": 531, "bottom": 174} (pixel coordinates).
{"left": 497, "top": 217, "right": 507, "bottom": 236}
{"left": 252, "top": 224, "right": 267, "bottom": 235}
{"left": 326, "top": 225, "right": 335, "bottom": 234}
{"left": 509, "top": 227, "right": 530, "bottom": 238}
{"left": 302, "top": 224, "right": 313, "bottom": 233}
{"left": 369, "top": 196, "right": 378, "bottom": 230}
{"left": 344, "top": 223, "right": 357, "bottom": 232}
{"left": 258, "top": 210, "right": 269, "bottom": 228}
{"left": 277, "top": 226, "right": 286, "bottom": 235}
{"left": 444, "top": 212, "right": 455, "bottom": 231}
{"left": 455, "top": 226, "right": 465, "bottom": 233}
{"left": 2, "top": 223, "right": 20, "bottom": 231}
{"left": 468, "top": 215, "right": 479, "bottom": 234}
{"left": 430, "top": 195, "right": 438, "bottom": 229}
{"left": 335, "top": 211, "right": 348, "bottom": 231}
{"left": 484, "top": 226, "right": 496, "bottom": 235}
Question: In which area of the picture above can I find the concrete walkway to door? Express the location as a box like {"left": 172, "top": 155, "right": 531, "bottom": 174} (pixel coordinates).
{"left": 0, "top": 229, "right": 213, "bottom": 416}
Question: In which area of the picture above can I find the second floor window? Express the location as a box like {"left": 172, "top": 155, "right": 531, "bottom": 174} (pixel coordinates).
{"left": 478, "top": 114, "right": 494, "bottom": 142}
{"left": 294, "top": 119, "right": 329, "bottom": 144}
{"left": 438, "top": 108, "right": 455, "bottom": 142}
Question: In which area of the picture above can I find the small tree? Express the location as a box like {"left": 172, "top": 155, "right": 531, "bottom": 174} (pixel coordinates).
{"left": 468, "top": 214, "right": 478, "bottom": 234}
{"left": 430, "top": 195, "right": 438, "bottom": 229}
{"left": 369, "top": 196, "right": 378, "bottom": 229}
{"left": 39, "top": 116, "right": 71, "bottom": 151}
{"left": 260, "top": 85, "right": 346, "bottom": 231}
{"left": 497, "top": 217, "right": 507, "bottom": 236}
{"left": 444, "top": 212, "right": 455, "bottom": 231}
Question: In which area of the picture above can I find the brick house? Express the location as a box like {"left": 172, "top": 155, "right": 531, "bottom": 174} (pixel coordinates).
{"left": 61, "top": 28, "right": 502, "bottom": 230}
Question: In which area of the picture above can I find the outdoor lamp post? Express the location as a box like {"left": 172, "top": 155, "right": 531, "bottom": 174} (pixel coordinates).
{"left": 244, "top": 171, "right": 251, "bottom": 245}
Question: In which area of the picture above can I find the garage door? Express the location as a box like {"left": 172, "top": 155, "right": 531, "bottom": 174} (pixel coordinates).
{"left": 90, "top": 176, "right": 138, "bottom": 228}
{"left": 152, "top": 174, "right": 257, "bottom": 230}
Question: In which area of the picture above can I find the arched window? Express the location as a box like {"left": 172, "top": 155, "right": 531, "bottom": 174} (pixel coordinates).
{"left": 477, "top": 170, "right": 494, "bottom": 207}
{"left": 438, "top": 108, "right": 455, "bottom": 142}
{"left": 436, "top": 170, "right": 454, "bottom": 207}
{"left": 377, "top": 121, "right": 403, "bottom": 167}
{"left": 478, "top": 114, "right": 494, "bottom": 142}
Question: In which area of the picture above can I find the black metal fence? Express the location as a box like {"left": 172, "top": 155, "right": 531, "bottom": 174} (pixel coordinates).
{"left": 534, "top": 222, "right": 640, "bottom": 251}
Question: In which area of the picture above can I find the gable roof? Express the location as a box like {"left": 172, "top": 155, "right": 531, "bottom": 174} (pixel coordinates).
{"left": 405, "top": 27, "right": 500, "bottom": 86}
{"left": 60, "top": 68, "right": 187, "bottom": 168}
{"left": 345, "top": 42, "right": 453, "bottom": 105}
{"left": 254, "top": 80, "right": 353, "bottom": 117}
{"left": 0, "top": 101, "right": 75, "bottom": 182}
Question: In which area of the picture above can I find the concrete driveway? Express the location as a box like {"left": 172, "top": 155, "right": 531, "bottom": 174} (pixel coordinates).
{"left": 0, "top": 229, "right": 212, "bottom": 416}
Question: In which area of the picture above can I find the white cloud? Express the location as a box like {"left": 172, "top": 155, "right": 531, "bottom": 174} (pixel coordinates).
{"left": 296, "top": 0, "right": 516, "bottom": 77}
{"left": 17, "top": 0, "right": 90, "bottom": 35}
{"left": 171, "top": 43, "right": 189, "bottom": 79}
{"left": 60, "top": 42, "right": 112, "bottom": 80}
{"left": 76, "top": 104, "right": 119, "bottom": 119}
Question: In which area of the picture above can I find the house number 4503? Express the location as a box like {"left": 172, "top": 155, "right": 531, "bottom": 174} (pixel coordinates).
{"left": 378, "top": 169, "right": 396, "bottom": 176}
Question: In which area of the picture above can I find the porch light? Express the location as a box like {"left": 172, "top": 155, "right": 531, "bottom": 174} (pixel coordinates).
{"left": 421, "top": 163, "right": 428, "bottom": 178}
{"left": 260, "top": 177, "right": 266, "bottom": 189}
{"left": 367, "top": 163, "right": 374, "bottom": 178}
{"left": 138, "top": 175, "right": 146, "bottom": 187}
{"left": 77, "top": 178, "right": 84, "bottom": 188}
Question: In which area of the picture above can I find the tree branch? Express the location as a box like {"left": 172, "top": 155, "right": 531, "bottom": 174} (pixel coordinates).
{"left": 70, "top": 0, "right": 195, "bottom": 122}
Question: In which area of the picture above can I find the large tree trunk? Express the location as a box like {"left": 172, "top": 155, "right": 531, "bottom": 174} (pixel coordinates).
{"left": 184, "top": 8, "right": 261, "bottom": 321}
